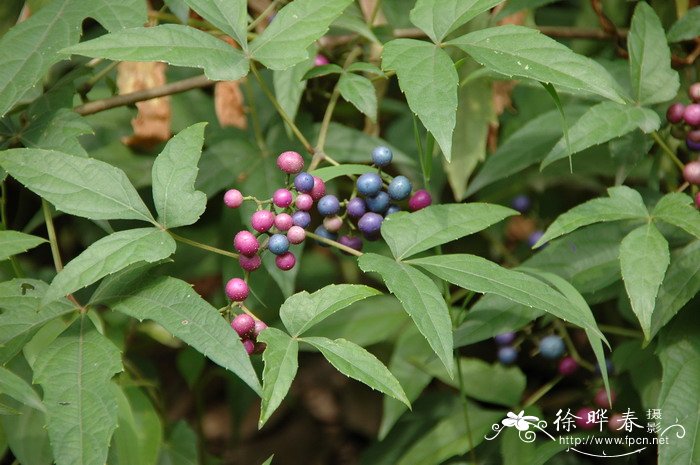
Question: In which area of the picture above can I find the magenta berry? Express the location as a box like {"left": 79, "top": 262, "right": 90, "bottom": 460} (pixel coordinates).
{"left": 275, "top": 251, "right": 296, "bottom": 270}
{"left": 695, "top": 192, "right": 700, "bottom": 209}
{"left": 683, "top": 161, "right": 700, "bottom": 185}
{"left": 273, "top": 189, "right": 293, "bottom": 208}
{"left": 594, "top": 388, "right": 615, "bottom": 408}
{"left": 684, "top": 103, "right": 700, "bottom": 126}
{"left": 242, "top": 338, "right": 255, "bottom": 355}
{"left": 287, "top": 226, "right": 306, "bottom": 244}
{"left": 310, "top": 176, "right": 326, "bottom": 201}
{"left": 323, "top": 215, "right": 343, "bottom": 233}
{"left": 223, "top": 189, "right": 243, "bottom": 208}
{"left": 558, "top": 356, "right": 578, "bottom": 376}
{"left": 575, "top": 407, "right": 596, "bottom": 430}
{"left": 251, "top": 210, "right": 275, "bottom": 232}
{"left": 253, "top": 319, "right": 268, "bottom": 337}
{"left": 666, "top": 103, "right": 686, "bottom": 124}
{"left": 276, "top": 151, "right": 304, "bottom": 174}
{"left": 225, "top": 278, "right": 249, "bottom": 302}
{"left": 239, "top": 254, "right": 262, "bottom": 272}
{"left": 609, "top": 413, "right": 625, "bottom": 432}
{"left": 689, "top": 82, "right": 700, "bottom": 102}
{"left": 295, "top": 193, "right": 313, "bottom": 211}
{"left": 314, "top": 54, "right": 329, "bottom": 66}
{"left": 231, "top": 313, "right": 255, "bottom": 337}
{"left": 234, "top": 231, "right": 259, "bottom": 256}
{"left": 274, "top": 213, "right": 294, "bottom": 231}
{"left": 408, "top": 189, "right": 432, "bottom": 211}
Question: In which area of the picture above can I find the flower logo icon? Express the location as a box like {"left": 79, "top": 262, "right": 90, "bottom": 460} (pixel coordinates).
{"left": 502, "top": 411, "right": 540, "bottom": 431}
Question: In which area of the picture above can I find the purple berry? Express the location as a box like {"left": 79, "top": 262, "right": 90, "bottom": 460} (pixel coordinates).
{"left": 287, "top": 226, "right": 306, "bottom": 244}
{"left": 558, "top": 356, "right": 578, "bottom": 376}
{"left": 539, "top": 335, "right": 565, "bottom": 359}
{"left": 274, "top": 213, "right": 294, "bottom": 231}
{"left": 225, "top": 278, "right": 249, "bottom": 302}
{"left": 371, "top": 146, "right": 393, "bottom": 166}
{"left": 253, "top": 320, "right": 268, "bottom": 336}
{"left": 234, "top": 231, "right": 259, "bottom": 256}
{"left": 268, "top": 234, "right": 290, "bottom": 255}
{"left": 317, "top": 195, "right": 340, "bottom": 216}
{"left": 251, "top": 210, "right": 275, "bottom": 233}
{"left": 683, "top": 161, "right": 700, "bottom": 185}
{"left": 689, "top": 82, "right": 700, "bottom": 102}
{"left": 695, "top": 192, "right": 700, "bottom": 209}
{"left": 408, "top": 189, "right": 432, "bottom": 211}
{"left": 688, "top": 138, "right": 700, "bottom": 152}
{"left": 528, "top": 230, "right": 545, "bottom": 248}
{"left": 498, "top": 346, "right": 517, "bottom": 365}
{"left": 366, "top": 191, "right": 390, "bottom": 213}
{"left": 275, "top": 251, "right": 296, "bottom": 270}
{"left": 224, "top": 189, "right": 243, "bottom": 208}
{"left": 494, "top": 332, "right": 516, "bottom": 345}
{"left": 576, "top": 408, "right": 595, "bottom": 430}
{"left": 385, "top": 204, "right": 401, "bottom": 216}
{"left": 594, "top": 388, "right": 615, "bottom": 408}
{"left": 356, "top": 173, "right": 383, "bottom": 197}
{"left": 292, "top": 211, "right": 311, "bottom": 228}
{"left": 231, "top": 313, "right": 255, "bottom": 336}
{"left": 387, "top": 176, "right": 412, "bottom": 200}
{"left": 667, "top": 103, "right": 686, "bottom": 124}
{"left": 313, "top": 225, "right": 337, "bottom": 246}
{"left": 511, "top": 194, "right": 531, "bottom": 213}
{"left": 684, "top": 103, "right": 700, "bottom": 126}
{"left": 273, "top": 189, "right": 293, "bottom": 208}
{"left": 295, "top": 193, "right": 313, "bottom": 211}
{"left": 314, "top": 54, "right": 329, "bottom": 66}
{"left": 310, "top": 176, "right": 326, "bottom": 201}
{"left": 239, "top": 254, "right": 262, "bottom": 272}
{"left": 323, "top": 215, "right": 343, "bottom": 233}
{"left": 294, "top": 172, "right": 314, "bottom": 193}
{"left": 346, "top": 197, "right": 366, "bottom": 218}
{"left": 338, "top": 235, "right": 363, "bottom": 253}
{"left": 242, "top": 338, "right": 255, "bottom": 355}
{"left": 276, "top": 151, "right": 304, "bottom": 174}
{"left": 358, "top": 212, "right": 383, "bottom": 235}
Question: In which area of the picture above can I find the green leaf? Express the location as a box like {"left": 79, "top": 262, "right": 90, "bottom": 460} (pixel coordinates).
{"left": 0, "top": 366, "right": 45, "bottom": 412}
{"left": 667, "top": 6, "right": 700, "bottom": 42}
{"left": 301, "top": 337, "right": 409, "bottom": 406}
{"left": 534, "top": 186, "right": 648, "bottom": 247}
{"left": 628, "top": 2, "right": 679, "bottom": 105}
{"left": 302, "top": 63, "right": 344, "bottom": 80}
{"left": 152, "top": 123, "right": 208, "bottom": 228}
{"left": 182, "top": 0, "right": 247, "bottom": 50}
{"left": 0, "top": 0, "right": 146, "bottom": 117}
{"left": 347, "top": 62, "right": 384, "bottom": 75}
{"left": 338, "top": 73, "right": 377, "bottom": 122}
{"left": 381, "top": 203, "right": 517, "bottom": 260}
{"left": 332, "top": 3, "right": 379, "bottom": 44}
{"left": 273, "top": 53, "right": 315, "bottom": 130}
{"left": 620, "top": 223, "right": 670, "bottom": 341}
{"left": 448, "top": 25, "right": 625, "bottom": 103}
{"left": 250, "top": 0, "right": 353, "bottom": 70}
{"left": 382, "top": 39, "right": 458, "bottom": 161}
{"left": 409, "top": 0, "right": 502, "bottom": 43}
{"left": 652, "top": 193, "right": 700, "bottom": 240}
{"left": 651, "top": 240, "right": 700, "bottom": 340}
{"left": 0, "top": 231, "right": 46, "bottom": 261}
{"left": 358, "top": 253, "right": 454, "bottom": 376}
{"left": 109, "top": 385, "right": 163, "bottom": 465}
{"left": 280, "top": 284, "right": 381, "bottom": 336}
{"left": 0, "top": 279, "right": 75, "bottom": 345}
{"left": 408, "top": 254, "right": 606, "bottom": 341}
{"left": 102, "top": 276, "right": 261, "bottom": 394}
{"left": 1, "top": 404, "right": 52, "bottom": 465}
{"left": 310, "top": 163, "right": 375, "bottom": 182}
{"left": 43, "top": 228, "right": 176, "bottom": 304}
{"left": 257, "top": 328, "right": 298, "bottom": 427}
{"left": 63, "top": 25, "right": 249, "bottom": 81}
{"left": 33, "top": 315, "right": 122, "bottom": 465}
{"left": 157, "top": 421, "right": 199, "bottom": 465}
{"left": 261, "top": 456, "right": 274, "bottom": 465}
{"left": 541, "top": 102, "right": 660, "bottom": 168}
{"left": 0, "top": 149, "right": 154, "bottom": 222}
{"left": 21, "top": 109, "right": 92, "bottom": 157}
{"left": 657, "top": 312, "right": 700, "bottom": 465}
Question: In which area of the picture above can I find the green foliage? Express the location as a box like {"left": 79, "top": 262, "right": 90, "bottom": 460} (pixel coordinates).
{"left": 258, "top": 328, "right": 298, "bottom": 427}
{"left": 0, "top": 231, "right": 46, "bottom": 261}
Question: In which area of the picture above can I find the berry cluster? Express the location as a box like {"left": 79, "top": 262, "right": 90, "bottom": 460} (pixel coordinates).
{"left": 666, "top": 82, "right": 700, "bottom": 207}
{"left": 495, "top": 332, "right": 574, "bottom": 374}
{"left": 230, "top": 313, "right": 267, "bottom": 355}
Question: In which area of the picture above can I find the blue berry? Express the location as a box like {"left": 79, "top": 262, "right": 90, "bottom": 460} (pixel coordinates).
{"left": 366, "top": 191, "right": 390, "bottom": 213}
{"left": 292, "top": 211, "right": 311, "bottom": 228}
{"left": 294, "top": 172, "right": 314, "bottom": 193}
{"left": 356, "top": 173, "right": 383, "bottom": 197}
{"left": 511, "top": 194, "right": 531, "bottom": 213}
{"left": 346, "top": 197, "right": 366, "bottom": 218}
{"left": 358, "top": 212, "right": 383, "bottom": 235}
{"left": 314, "top": 225, "right": 337, "bottom": 247}
{"left": 539, "top": 335, "right": 565, "bottom": 359}
{"left": 494, "top": 332, "right": 516, "bottom": 345}
{"left": 498, "top": 346, "right": 518, "bottom": 365}
{"left": 387, "top": 176, "right": 412, "bottom": 200}
{"left": 317, "top": 195, "right": 340, "bottom": 216}
{"left": 528, "top": 230, "right": 545, "bottom": 248}
{"left": 371, "top": 146, "right": 393, "bottom": 167}
{"left": 385, "top": 204, "right": 401, "bottom": 216}
{"left": 268, "top": 234, "right": 290, "bottom": 255}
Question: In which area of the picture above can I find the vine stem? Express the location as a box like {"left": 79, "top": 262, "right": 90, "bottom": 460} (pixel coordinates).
{"left": 651, "top": 131, "right": 685, "bottom": 170}
{"left": 523, "top": 375, "right": 563, "bottom": 408}
{"left": 553, "top": 320, "right": 595, "bottom": 371}
{"left": 168, "top": 231, "right": 239, "bottom": 259}
{"left": 305, "top": 231, "right": 363, "bottom": 256}
{"left": 248, "top": 0, "right": 282, "bottom": 31}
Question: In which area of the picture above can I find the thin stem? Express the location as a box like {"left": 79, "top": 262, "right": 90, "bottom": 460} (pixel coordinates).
{"left": 566, "top": 322, "right": 642, "bottom": 339}
{"left": 522, "top": 375, "right": 563, "bottom": 408}
{"left": 553, "top": 320, "right": 595, "bottom": 371}
{"left": 168, "top": 231, "right": 239, "bottom": 259}
{"left": 651, "top": 131, "right": 684, "bottom": 170}
{"left": 306, "top": 231, "right": 363, "bottom": 256}
{"left": 79, "top": 61, "right": 120, "bottom": 97}
{"left": 455, "top": 356, "right": 477, "bottom": 464}
{"left": 42, "top": 200, "right": 63, "bottom": 272}
{"left": 248, "top": 0, "right": 282, "bottom": 31}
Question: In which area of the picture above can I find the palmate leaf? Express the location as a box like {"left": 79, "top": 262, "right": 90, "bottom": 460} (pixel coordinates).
{"left": 410, "top": 0, "right": 503, "bottom": 43}
{"left": 652, "top": 193, "right": 700, "bottom": 240}
{"left": 0, "top": 231, "right": 46, "bottom": 261}
{"left": 667, "top": 6, "right": 700, "bottom": 43}
{"left": 338, "top": 73, "right": 377, "bottom": 122}
{"left": 182, "top": 0, "right": 248, "bottom": 50}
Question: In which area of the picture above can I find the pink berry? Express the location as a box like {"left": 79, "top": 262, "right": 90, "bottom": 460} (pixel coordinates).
{"left": 231, "top": 313, "right": 255, "bottom": 337}
{"left": 225, "top": 278, "right": 249, "bottom": 301}
{"left": 251, "top": 210, "right": 275, "bottom": 232}
{"left": 234, "top": 231, "right": 259, "bottom": 256}
{"left": 323, "top": 215, "right": 343, "bottom": 233}
{"left": 408, "top": 189, "right": 432, "bottom": 211}
{"left": 689, "top": 82, "right": 700, "bottom": 102}
{"left": 684, "top": 103, "right": 700, "bottom": 126}
{"left": 253, "top": 320, "right": 268, "bottom": 337}
{"left": 253, "top": 342, "right": 267, "bottom": 354}
{"left": 223, "top": 189, "right": 243, "bottom": 208}
{"left": 575, "top": 407, "right": 596, "bottom": 430}
{"left": 558, "top": 356, "right": 578, "bottom": 376}
{"left": 239, "top": 254, "right": 262, "bottom": 271}
{"left": 314, "top": 54, "right": 329, "bottom": 66}
{"left": 310, "top": 176, "right": 326, "bottom": 201}
{"left": 695, "top": 192, "right": 700, "bottom": 209}
{"left": 242, "top": 339, "right": 255, "bottom": 355}
{"left": 295, "top": 193, "right": 313, "bottom": 211}
{"left": 666, "top": 103, "right": 686, "bottom": 124}
{"left": 275, "top": 251, "right": 296, "bottom": 270}
{"left": 608, "top": 413, "right": 625, "bottom": 432}
{"left": 274, "top": 213, "right": 294, "bottom": 231}
{"left": 273, "top": 189, "right": 293, "bottom": 208}
{"left": 276, "top": 151, "right": 304, "bottom": 174}
{"left": 594, "top": 388, "right": 615, "bottom": 408}
{"left": 287, "top": 225, "right": 306, "bottom": 244}
{"left": 683, "top": 161, "right": 700, "bottom": 185}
